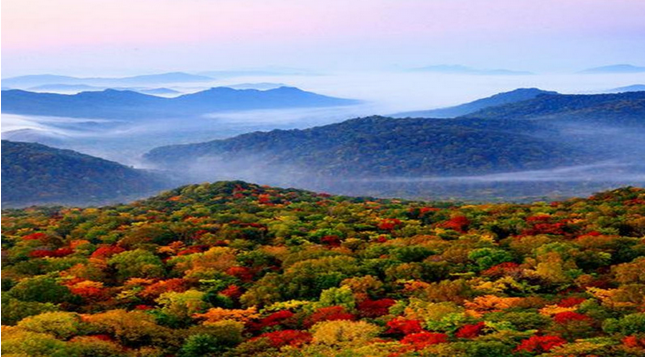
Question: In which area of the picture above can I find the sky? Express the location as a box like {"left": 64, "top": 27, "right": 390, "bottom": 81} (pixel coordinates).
{"left": 2, "top": 0, "right": 645, "bottom": 77}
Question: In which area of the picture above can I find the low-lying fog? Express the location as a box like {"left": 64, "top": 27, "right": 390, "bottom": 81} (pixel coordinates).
{"left": 2, "top": 70, "right": 644, "bottom": 200}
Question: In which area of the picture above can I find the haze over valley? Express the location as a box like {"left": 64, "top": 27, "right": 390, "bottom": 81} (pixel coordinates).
{"left": 2, "top": 71, "right": 644, "bottom": 205}
{"left": 2, "top": 0, "right": 644, "bottom": 206}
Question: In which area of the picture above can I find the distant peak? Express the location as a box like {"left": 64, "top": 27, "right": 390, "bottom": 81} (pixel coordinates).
{"left": 197, "top": 87, "right": 240, "bottom": 94}
{"left": 580, "top": 64, "right": 645, "bottom": 74}
{"left": 272, "top": 86, "right": 303, "bottom": 92}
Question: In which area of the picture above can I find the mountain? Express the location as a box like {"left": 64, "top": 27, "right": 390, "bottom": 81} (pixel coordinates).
{"left": 1, "top": 140, "right": 169, "bottom": 207}
{"left": 1, "top": 129, "right": 70, "bottom": 147}
{"left": 598, "top": 84, "right": 645, "bottom": 93}
{"left": 410, "top": 64, "right": 533, "bottom": 75}
{"left": 28, "top": 84, "right": 104, "bottom": 92}
{"left": 579, "top": 64, "right": 645, "bottom": 74}
{"left": 27, "top": 84, "right": 182, "bottom": 96}
{"left": 145, "top": 115, "right": 577, "bottom": 179}
{"left": 1, "top": 86, "right": 360, "bottom": 119}
{"left": 144, "top": 91, "right": 644, "bottom": 200}
{"left": 462, "top": 91, "right": 645, "bottom": 124}
{"left": 197, "top": 67, "right": 321, "bottom": 78}
{"left": 136, "top": 87, "right": 181, "bottom": 96}
{"left": 2, "top": 89, "right": 167, "bottom": 119}
{"left": 393, "top": 88, "right": 557, "bottom": 118}
{"left": 2, "top": 72, "right": 213, "bottom": 89}
{"left": 226, "top": 82, "right": 287, "bottom": 90}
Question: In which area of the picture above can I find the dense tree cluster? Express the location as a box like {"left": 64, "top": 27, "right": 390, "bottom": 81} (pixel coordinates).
{"left": 1, "top": 140, "right": 167, "bottom": 207}
{"left": 2, "top": 181, "right": 644, "bottom": 356}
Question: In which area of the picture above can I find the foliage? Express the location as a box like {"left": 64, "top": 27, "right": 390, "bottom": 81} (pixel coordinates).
{"left": 1, "top": 182, "right": 644, "bottom": 356}
{"left": 2, "top": 140, "right": 166, "bottom": 207}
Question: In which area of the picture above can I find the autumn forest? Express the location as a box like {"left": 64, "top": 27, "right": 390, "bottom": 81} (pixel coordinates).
{"left": 1, "top": 181, "right": 644, "bottom": 356}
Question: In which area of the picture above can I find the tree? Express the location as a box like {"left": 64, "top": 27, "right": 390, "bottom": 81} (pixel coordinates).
{"left": 179, "top": 334, "right": 223, "bottom": 357}
{"left": 8, "top": 275, "right": 74, "bottom": 304}
{"left": 255, "top": 330, "right": 312, "bottom": 348}
{"left": 17, "top": 311, "right": 83, "bottom": 340}
{"left": 68, "top": 336, "right": 127, "bottom": 357}
{"left": 2, "top": 326, "right": 72, "bottom": 357}
{"left": 455, "top": 321, "right": 486, "bottom": 339}
{"left": 317, "top": 286, "right": 356, "bottom": 311}
{"left": 155, "top": 290, "right": 209, "bottom": 327}
{"left": 193, "top": 307, "right": 260, "bottom": 325}
{"left": 468, "top": 248, "right": 513, "bottom": 271}
{"left": 107, "top": 249, "right": 166, "bottom": 281}
{"left": 304, "top": 306, "right": 356, "bottom": 327}
{"left": 401, "top": 331, "right": 448, "bottom": 350}
{"left": 385, "top": 318, "right": 423, "bottom": 336}
{"left": 1, "top": 295, "right": 58, "bottom": 325}
{"left": 311, "top": 320, "right": 381, "bottom": 346}
{"left": 514, "top": 335, "right": 566, "bottom": 353}
{"left": 83, "top": 310, "right": 176, "bottom": 348}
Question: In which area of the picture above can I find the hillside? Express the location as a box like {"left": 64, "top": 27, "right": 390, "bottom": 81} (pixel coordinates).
{"left": 462, "top": 91, "right": 645, "bottom": 124}
{"left": 142, "top": 91, "right": 644, "bottom": 201}
{"left": 1, "top": 140, "right": 169, "bottom": 207}
{"left": 1, "top": 86, "right": 359, "bottom": 119}
{"left": 146, "top": 92, "right": 644, "bottom": 178}
{"left": 393, "top": 88, "right": 557, "bottom": 118}
{"left": 2, "top": 181, "right": 644, "bottom": 356}
{"left": 145, "top": 115, "right": 579, "bottom": 178}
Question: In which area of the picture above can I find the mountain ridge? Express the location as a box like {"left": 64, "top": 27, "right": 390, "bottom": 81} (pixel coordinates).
{"left": 393, "top": 88, "right": 558, "bottom": 118}
{"left": 579, "top": 64, "right": 645, "bottom": 74}
{"left": 2, "top": 72, "right": 214, "bottom": 88}
{"left": 1, "top": 140, "right": 170, "bottom": 207}
{"left": 143, "top": 91, "right": 644, "bottom": 197}
{"left": 1, "top": 86, "right": 360, "bottom": 119}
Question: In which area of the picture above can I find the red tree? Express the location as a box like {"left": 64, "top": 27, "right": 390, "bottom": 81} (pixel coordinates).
{"left": 552, "top": 311, "right": 590, "bottom": 324}
{"left": 385, "top": 318, "right": 423, "bottom": 335}
{"left": 358, "top": 298, "right": 396, "bottom": 318}
{"left": 256, "top": 330, "right": 312, "bottom": 348}
{"left": 515, "top": 335, "right": 566, "bottom": 353}
{"left": 455, "top": 321, "right": 486, "bottom": 339}
{"left": 401, "top": 332, "right": 448, "bottom": 350}
{"left": 304, "top": 306, "right": 355, "bottom": 327}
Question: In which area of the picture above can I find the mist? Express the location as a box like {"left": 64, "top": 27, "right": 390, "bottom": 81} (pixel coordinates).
{"left": 151, "top": 153, "right": 645, "bottom": 203}
{"left": 2, "top": 70, "right": 644, "bottom": 202}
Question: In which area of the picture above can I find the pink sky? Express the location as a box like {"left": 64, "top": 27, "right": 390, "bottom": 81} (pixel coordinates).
{"left": 2, "top": 0, "right": 644, "bottom": 76}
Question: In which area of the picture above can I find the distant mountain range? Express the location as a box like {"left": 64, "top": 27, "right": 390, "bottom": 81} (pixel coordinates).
{"left": 26, "top": 83, "right": 182, "bottom": 96}
{"left": 145, "top": 92, "right": 644, "bottom": 189}
{"left": 2, "top": 72, "right": 213, "bottom": 89}
{"left": 393, "top": 88, "right": 557, "bottom": 118}
{"left": 28, "top": 84, "right": 102, "bottom": 92}
{"left": 225, "top": 82, "right": 287, "bottom": 90}
{"left": 137, "top": 88, "right": 182, "bottom": 96}
{"left": 3, "top": 88, "right": 643, "bottom": 205}
{"left": 410, "top": 65, "right": 533, "bottom": 75}
{"left": 197, "top": 67, "right": 321, "bottom": 78}
{"left": 598, "top": 84, "right": 645, "bottom": 94}
{"left": 579, "top": 64, "right": 645, "bottom": 74}
{"left": 2, "top": 140, "right": 169, "bottom": 207}
{"left": 1, "top": 86, "right": 360, "bottom": 119}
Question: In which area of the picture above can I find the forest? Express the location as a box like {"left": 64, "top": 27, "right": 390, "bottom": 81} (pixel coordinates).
{"left": 1, "top": 181, "right": 644, "bottom": 356}
{"left": 1, "top": 140, "right": 167, "bottom": 207}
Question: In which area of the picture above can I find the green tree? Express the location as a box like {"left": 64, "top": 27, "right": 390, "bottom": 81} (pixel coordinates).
{"left": 108, "top": 249, "right": 166, "bottom": 281}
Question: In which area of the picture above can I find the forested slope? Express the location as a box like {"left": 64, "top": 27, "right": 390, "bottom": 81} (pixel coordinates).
{"left": 2, "top": 181, "right": 644, "bottom": 356}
